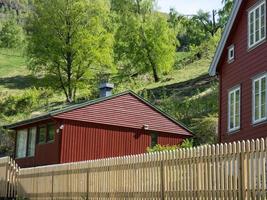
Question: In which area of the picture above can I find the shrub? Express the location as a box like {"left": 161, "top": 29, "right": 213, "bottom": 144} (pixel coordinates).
{"left": 0, "top": 19, "right": 24, "bottom": 48}
{"left": 146, "top": 139, "right": 194, "bottom": 153}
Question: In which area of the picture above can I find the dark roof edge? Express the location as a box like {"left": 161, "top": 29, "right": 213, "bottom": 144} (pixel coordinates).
{"left": 208, "top": 0, "right": 242, "bottom": 76}
{"left": 3, "top": 114, "right": 51, "bottom": 129}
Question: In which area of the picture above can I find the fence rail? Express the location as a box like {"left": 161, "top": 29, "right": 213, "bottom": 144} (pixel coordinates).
{"left": 0, "top": 156, "right": 19, "bottom": 198}
{"left": 1, "top": 138, "right": 267, "bottom": 199}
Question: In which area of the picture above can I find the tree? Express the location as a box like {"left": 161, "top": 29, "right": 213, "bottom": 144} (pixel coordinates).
{"left": 192, "top": 10, "right": 221, "bottom": 37}
{"left": 112, "top": 0, "right": 176, "bottom": 82}
{"left": 0, "top": 18, "right": 24, "bottom": 48}
{"left": 26, "top": 0, "right": 114, "bottom": 102}
{"left": 219, "top": 0, "right": 235, "bottom": 27}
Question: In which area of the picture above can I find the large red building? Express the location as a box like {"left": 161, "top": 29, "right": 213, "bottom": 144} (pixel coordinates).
{"left": 209, "top": 0, "right": 267, "bottom": 142}
{"left": 4, "top": 90, "right": 192, "bottom": 168}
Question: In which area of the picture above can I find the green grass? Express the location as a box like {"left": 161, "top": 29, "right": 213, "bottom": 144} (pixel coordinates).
{"left": 0, "top": 48, "right": 28, "bottom": 77}
{"left": 0, "top": 48, "right": 32, "bottom": 94}
{"left": 141, "top": 57, "right": 211, "bottom": 91}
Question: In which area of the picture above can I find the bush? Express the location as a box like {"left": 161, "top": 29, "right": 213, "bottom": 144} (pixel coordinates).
{"left": 146, "top": 139, "right": 194, "bottom": 153}
{"left": 192, "top": 114, "right": 218, "bottom": 146}
{"left": 0, "top": 88, "right": 53, "bottom": 117}
{"left": 0, "top": 19, "right": 24, "bottom": 48}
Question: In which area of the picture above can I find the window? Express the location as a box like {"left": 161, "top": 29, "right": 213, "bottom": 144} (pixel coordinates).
{"left": 27, "top": 127, "right": 36, "bottom": 157}
{"left": 47, "top": 123, "right": 55, "bottom": 142}
{"left": 151, "top": 133, "right": 158, "bottom": 147}
{"left": 253, "top": 74, "right": 267, "bottom": 123}
{"left": 248, "top": 1, "right": 266, "bottom": 48}
{"left": 38, "top": 126, "right": 46, "bottom": 144}
{"left": 16, "top": 129, "right": 28, "bottom": 158}
{"left": 228, "top": 45, "right": 235, "bottom": 62}
{"left": 228, "top": 86, "right": 241, "bottom": 132}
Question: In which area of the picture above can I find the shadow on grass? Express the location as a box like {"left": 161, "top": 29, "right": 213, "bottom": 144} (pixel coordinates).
{"left": 0, "top": 75, "right": 56, "bottom": 90}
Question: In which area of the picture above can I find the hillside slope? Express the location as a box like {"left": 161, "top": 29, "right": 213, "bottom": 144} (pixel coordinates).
{"left": 0, "top": 48, "right": 218, "bottom": 147}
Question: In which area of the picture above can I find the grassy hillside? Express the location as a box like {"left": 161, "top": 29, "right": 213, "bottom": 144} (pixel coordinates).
{"left": 0, "top": 48, "right": 31, "bottom": 94}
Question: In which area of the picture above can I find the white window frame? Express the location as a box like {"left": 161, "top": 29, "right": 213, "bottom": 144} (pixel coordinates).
{"left": 252, "top": 74, "right": 267, "bottom": 124}
{"left": 16, "top": 129, "right": 28, "bottom": 158}
{"left": 248, "top": 0, "right": 266, "bottom": 49}
{"left": 228, "top": 86, "right": 241, "bottom": 133}
{"left": 228, "top": 45, "right": 235, "bottom": 63}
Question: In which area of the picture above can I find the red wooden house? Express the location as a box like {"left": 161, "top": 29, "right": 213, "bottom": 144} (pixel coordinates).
{"left": 209, "top": 0, "right": 267, "bottom": 142}
{"left": 4, "top": 88, "right": 192, "bottom": 168}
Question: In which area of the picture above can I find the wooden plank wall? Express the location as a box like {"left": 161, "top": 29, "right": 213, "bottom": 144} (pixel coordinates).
{"left": 0, "top": 156, "right": 19, "bottom": 198}
{"left": 11, "top": 138, "right": 267, "bottom": 199}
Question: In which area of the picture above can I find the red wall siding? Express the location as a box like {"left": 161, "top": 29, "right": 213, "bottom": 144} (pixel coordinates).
{"left": 60, "top": 120, "right": 184, "bottom": 163}
{"left": 55, "top": 93, "right": 191, "bottom": 136}
{"left": 15, "top": 120, "right": 60, "bottom": 168}
{"left": 218, "top": 0, "right": 267, "bottom": 142}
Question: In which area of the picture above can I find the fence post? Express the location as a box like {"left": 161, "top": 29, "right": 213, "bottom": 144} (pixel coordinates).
{"left": 86, "top": 168, "right": 89, "bottom": 200}
{"left": 51, "top": 171, "right": 54, "bottom": 200}
{"left": 160, "top": 160, "right": 165, "bottom": 200}
{"left": 238, "top": 141, "right": 247, "bottom": 200}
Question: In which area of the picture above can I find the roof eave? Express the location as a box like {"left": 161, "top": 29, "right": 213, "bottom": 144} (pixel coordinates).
{"left": 3, "top": 114, "right": 52, "bottom": 130}
{"left": 208, "top": 0, "right": 243, "bottom": 76}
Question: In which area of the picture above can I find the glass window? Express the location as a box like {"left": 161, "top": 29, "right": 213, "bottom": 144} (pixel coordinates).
{"left": 47, "top": 124, "right": 55, "bottom": 142}
{"left": 27, "top": 127, "right": 36, "bottom": 157}
{"left": 248, "top": 1, "right": 266, "bottom": 48}
{"left": 151, "top": 133, "right": 158, "bottom": 147}
{"left": 228, "top": 45, "right": 235, "bottom": 62}
{"left": 253, "top": 74, "right": 267, "bottom": 123}
{"left": 228, "top": 86, "right": 241, "bottom": 132}
{"left": 38, "top": 126, "right": 46, "bottom": 144}
{"left": 16, "top": 129, "right": 28, "bottom": 158}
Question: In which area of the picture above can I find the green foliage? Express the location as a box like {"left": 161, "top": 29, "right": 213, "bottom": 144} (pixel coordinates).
{"left": 219, "top": 0, "right": 234, "bottom": 27}
{"left": 26, "top": 0, "right": 115, "bottom": 102}
{"left": 192, "top": 114, "right": 218, "bottom": 146}
{"left": 146, "top": 139, "right": 193, "bottom": 153}
{"left": 147, "top": 144, "right": 177, "bottom": 153}
{"left": 113, "top": 0, "right": 176, "bottom": 82}
{"left": 154, "top": 83, "right": 219, "bottom": 145}
{"left": 0, "top": 19, "right": 24, "bottom": 48}
{"left": 0, "top": 88, "right": 53, "bottom": 117}
{"left": 179, "top": 139, "right": 193, "bottom": 148}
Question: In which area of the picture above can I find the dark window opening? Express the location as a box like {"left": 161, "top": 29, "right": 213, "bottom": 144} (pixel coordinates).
{"left": 151, "top": 133, "right": 158, "bottom": 147}
{"left": 38, "top": 126, "right": 46, "bottom": 144}
{"left": 47, "top": 123, "right": 55, "bottom": 142}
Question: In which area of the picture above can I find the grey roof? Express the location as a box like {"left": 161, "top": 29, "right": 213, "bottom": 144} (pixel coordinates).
{"left": 3, "top": 91, "right": 192, "bottom": 135}
{"left": 209, "top": 0, "right": 243, "bottom": 76}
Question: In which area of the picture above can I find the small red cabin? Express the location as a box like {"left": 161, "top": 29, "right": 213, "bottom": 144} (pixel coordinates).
{"left": 4, "top": 91, "right": 192, "bottom": 168}
{"left": 209, "top": 0, "right": 267, "bottom": 142}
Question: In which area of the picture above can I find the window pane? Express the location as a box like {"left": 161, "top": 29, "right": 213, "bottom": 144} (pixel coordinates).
{"left": 261, "top": 4, "right": 266, "bottom": 38}
{"left": 261, "top": 78, "right": 266, "bottom": 118}
{"left": 16, "top": 129, "right": 28, "bottom": 158}
{"left": 27, "top": 127, "right": 36, "bottom": 157}
{"left": 256, "top": 8, "right": 260, "bottom": 42}
{"left": 250, "top": 12, "right": 254, "bottom": 45}
{"left": 47, "top": 124, "right": 55, "bottom": 142}
{"left": 249, "top": 2, "right": 266, "bottom": 47}
{"left": 38, "top": 126, "right": 46, "bottom": 144}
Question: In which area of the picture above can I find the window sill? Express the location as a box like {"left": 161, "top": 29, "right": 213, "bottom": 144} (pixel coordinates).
{"left": 228, "top": 128, "right": 240, "bottom": 135}
{"left": 248, "top": 39, "right": 266, "bottom": 52}
{"left": 227, "top": 59, "right": 235, "bottom": 64}
{"left": 252, "top": 119, "right": 267, "bottom": 127}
